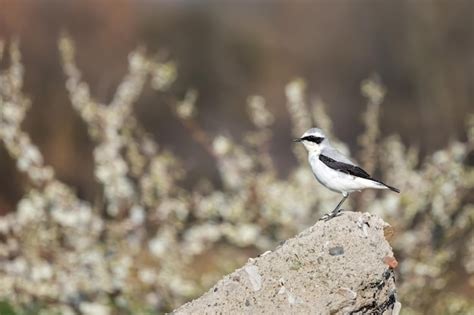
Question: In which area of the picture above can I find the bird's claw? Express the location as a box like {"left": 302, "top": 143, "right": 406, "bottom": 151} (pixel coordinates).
{"left": 320, "top": 208, "right": 344, "bottom": 222}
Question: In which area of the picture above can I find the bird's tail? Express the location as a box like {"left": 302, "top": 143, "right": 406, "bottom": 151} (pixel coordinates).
{"left": 373, "top": 179, "right": 400, "bottom": 193}
{"left": 383, "top": 183, "right": 400, "bottom": 193}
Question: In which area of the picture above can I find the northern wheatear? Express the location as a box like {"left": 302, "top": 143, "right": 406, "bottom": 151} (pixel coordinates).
{"left": 294, "top": 128, "right": 399, "bottom": 220}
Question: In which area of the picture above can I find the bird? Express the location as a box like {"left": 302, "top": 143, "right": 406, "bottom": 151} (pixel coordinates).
{"left": 294, "top": 128, "right": 399, "bottom": 221}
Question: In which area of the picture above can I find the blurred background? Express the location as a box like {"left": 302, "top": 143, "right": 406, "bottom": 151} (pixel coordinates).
{"left": 1, "top": 0, "right": 472, "bottom": 209}
{"left": 0, "top": 1, "right": 473, "bottom": 314}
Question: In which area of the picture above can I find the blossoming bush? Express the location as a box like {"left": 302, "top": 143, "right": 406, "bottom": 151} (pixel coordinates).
{"left": 0, "top": 37, "right": 472, "bottom": 314}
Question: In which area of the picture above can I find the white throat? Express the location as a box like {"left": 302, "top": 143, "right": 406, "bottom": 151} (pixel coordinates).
{"left": 303, "top": 141, "right": 325, "bottom": 156}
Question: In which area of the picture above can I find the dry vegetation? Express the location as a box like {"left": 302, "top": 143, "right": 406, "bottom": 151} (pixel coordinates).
{"left": 0, "top": 37, "right": 473, "bottom": 314}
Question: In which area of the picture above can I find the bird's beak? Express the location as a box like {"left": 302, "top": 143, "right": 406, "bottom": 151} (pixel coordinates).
{"left": 293, "top": 138, "right": 302, "bottom": 143}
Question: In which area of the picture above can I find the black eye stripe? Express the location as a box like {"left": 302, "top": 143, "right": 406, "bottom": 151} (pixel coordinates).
{"left": 302, "top": 136, "right": 324, "bottom": 144}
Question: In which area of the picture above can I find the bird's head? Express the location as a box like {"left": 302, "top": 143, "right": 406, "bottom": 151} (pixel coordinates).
{"left": 293, "top": 128, "right": 327, "bottom": 153}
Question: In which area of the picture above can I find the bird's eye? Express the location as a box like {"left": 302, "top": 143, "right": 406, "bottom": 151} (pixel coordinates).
{"left": 302, "top": 136, "right": 324, "bottom": 144}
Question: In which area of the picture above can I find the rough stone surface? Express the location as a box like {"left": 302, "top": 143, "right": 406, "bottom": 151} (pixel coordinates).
{"left": 173, "top": 212, "right": 399, "bottom": 315}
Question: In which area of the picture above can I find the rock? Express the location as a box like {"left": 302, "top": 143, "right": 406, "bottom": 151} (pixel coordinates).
{"left": 328, "top": 246, "right": 344, "bottom": 256}
{"left": 244, "top": 265, "right": 262, "bottom": 291}
{"left": 173, "top": 212, "right": 399, "bottom": 315}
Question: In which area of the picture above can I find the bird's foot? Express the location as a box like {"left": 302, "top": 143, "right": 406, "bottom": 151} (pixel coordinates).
{"left": 320, "top": 208, "right": 344, "bottom": 222}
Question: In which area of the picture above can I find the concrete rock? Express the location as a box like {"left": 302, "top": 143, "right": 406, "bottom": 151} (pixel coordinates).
{"left": 173, "top": 212, "right": 398, "bottom": 315}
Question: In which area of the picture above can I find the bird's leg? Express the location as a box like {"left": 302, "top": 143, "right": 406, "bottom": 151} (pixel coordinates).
{"left": 320, "top": 194, "right": 349, "bottom": 221}
{"left": 332, "top": 194, "right": 348, "bottom": 213}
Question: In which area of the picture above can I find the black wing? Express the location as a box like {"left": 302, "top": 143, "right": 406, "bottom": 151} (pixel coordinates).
{"left": 319, "top": 154, "right": 400, "bottom": 193}
{"left": 319, "top": 154, "right": 371, "bottom": 179}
